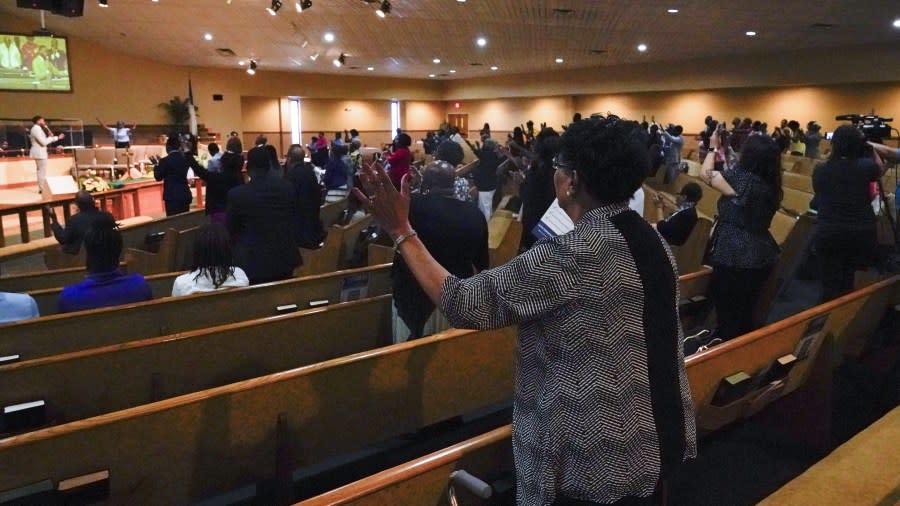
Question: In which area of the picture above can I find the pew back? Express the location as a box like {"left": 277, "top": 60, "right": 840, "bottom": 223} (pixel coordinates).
{"left": 0, "top": 264, "right": 392, "bottom": 360}
{"left": 0, "top": 295, "right": 394, "bottom": 425}
{"left": 0, "top": 327, "right": 518, "bottom": 504}
{"left": 27, "top": 270, "right": 184, "bottom": 316}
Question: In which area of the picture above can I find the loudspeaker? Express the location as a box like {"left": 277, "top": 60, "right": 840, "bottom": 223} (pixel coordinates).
{"left": 16, "top": 0, "right": 54, "bottom": 9}
{"left": 52, "top": 0, "right": 84, "bottom": 17}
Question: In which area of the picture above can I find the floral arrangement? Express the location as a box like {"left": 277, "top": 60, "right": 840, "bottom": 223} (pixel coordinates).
{"left": 79, "top": 169, "right": 111, "bottom": 193}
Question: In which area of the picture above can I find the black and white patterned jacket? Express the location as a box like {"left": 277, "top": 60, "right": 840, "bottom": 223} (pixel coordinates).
{"left": 440, "top": 203, "right": 697, "bottom": 506}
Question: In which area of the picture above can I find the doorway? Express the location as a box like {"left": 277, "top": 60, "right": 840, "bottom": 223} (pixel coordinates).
{"left": 447, "top": 114, "right": 468, "bottom": 137}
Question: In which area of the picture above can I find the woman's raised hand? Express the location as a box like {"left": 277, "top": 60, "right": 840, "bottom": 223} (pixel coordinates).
{"left": 352, "top": 160, "right": 413, "bottom": 239}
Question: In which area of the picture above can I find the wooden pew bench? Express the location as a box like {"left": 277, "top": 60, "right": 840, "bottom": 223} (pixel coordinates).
{"left": 0, "top": 295, "right": 394, "bottom": 429}
{"left": 0, "top": 327, "right": 519, "bottom": 504}
{"left": 0, "top": 264, "right": 392, "bottom": 360}
{"left": 759, "top": 405, "right": 900, "bottom": 506}
{"left": 298, "top": 277, "right": 899, "bottom": 505}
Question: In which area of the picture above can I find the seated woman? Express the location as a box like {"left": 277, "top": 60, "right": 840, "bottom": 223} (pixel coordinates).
{"left": 652, "top": 182, "right": 702, "bottom": 246}
{"left": 0, "top": 292, "right": 39, "bottom": 323}
{"left": 171, "top": 224, "right": 249, "bottom": 296}
{"left": 58, "top": 213, "right": 153, "bottom": 313}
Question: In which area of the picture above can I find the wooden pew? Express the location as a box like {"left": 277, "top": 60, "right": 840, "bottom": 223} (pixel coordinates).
{"left": 781, "top": 171, "right": 813, "bottom": 193}
{"left": 753, "top": 215, "right": 816, "bottom": 327}
{"left": 670, "top": 217, "right": 713, "bottom": 275}
{"left": 0, "top": 327, "right": 519, "bottom": 504}
{"left": 297, "top": 426, "right": 514, "bottom": 506}
{"left": 0, "top": 210, "right": 206, "bottom": 274}
{"left": 320, "top": 198, "right": 349, "bottom": 228}
{"left": 0, "top": 264, "right": 392, "bottom": 361}
{"left": 781, "top": 187, "right": 814, "bottom": 216}
{"left": 759, "top": 405, "right": 900, "bottom": 506}
{"left": 769, "top": 210, "right": 797, "bottom": 246}
{"left": 298, "top": 278, "right": 900, "bottom": 506}
{"left": 487, "top": 211, "right": 523, "bottom": 268}
{"left": 0, "top": 266, "right": 91, "bottom": 293}
{"left": 339, "top": 215, "right": 375, "bottom": 269}
{"left": 0, "top": 295, "right": 394, "bottom": 427}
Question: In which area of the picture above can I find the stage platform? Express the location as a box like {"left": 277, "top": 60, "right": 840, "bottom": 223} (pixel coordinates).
{"left": 0, "top": 155, "right": 73, "bottom": 189}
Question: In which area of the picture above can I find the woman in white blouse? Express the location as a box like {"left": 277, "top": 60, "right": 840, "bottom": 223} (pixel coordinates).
{"left": 171, "top": 224, "right": 248, "bottom": 296}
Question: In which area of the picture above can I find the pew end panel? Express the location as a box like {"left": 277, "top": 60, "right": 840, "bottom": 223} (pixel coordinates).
{"left": 297, "top": 226, "right": 345, "bottom": 277}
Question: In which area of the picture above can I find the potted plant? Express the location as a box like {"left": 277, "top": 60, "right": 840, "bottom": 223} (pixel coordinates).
{"left": 157, "top": 96, "right": 195, "bottom": 134}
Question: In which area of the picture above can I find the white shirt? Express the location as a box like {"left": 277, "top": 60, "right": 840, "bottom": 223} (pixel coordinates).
{"left": 0, "top": 42, "right": 21, "bottom": 69}
{"left": 171, "top": 267, "right": 249, "bottom": 296}
{"left": 629, "top": 186, "right": 645, "bottom": 217}
{"left": 107, "top": 127, "right": 132, "bottom": 143}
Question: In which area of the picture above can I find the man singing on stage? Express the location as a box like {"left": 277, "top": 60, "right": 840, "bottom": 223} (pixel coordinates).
{"left": 29, "top": 115, "right": 64, "bottom": 194}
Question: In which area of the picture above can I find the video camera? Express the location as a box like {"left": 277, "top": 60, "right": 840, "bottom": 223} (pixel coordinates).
{"left": 835, "top": 114, "right": 893, "bottom": 143}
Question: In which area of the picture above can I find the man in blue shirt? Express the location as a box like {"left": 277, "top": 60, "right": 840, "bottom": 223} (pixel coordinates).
{"left": 58, "top": 213, "right": 152, "bottom": 313}
{"left": 0, "top": 292, "right": 39, "bottom": 323}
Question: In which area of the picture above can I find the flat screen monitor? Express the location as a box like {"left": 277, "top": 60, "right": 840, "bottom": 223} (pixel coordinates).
{"left": 0, "top": 33, "right": 72, "bottom": 92}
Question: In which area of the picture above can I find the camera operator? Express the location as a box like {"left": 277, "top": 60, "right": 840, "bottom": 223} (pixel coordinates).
{"left": 811, "top": 125, "right": 887, "bottom": 302}
{"left": 868, "top": 141, "right": 900, "bottom": 163}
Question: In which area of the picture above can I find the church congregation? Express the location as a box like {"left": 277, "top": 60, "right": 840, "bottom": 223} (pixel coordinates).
{"left": 0, "top": 1, "right": 899, "bottom": 505}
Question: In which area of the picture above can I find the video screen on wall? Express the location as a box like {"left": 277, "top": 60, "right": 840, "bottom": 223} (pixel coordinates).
{"left": 0, "top": 33, "right": 71, "bottom": 92}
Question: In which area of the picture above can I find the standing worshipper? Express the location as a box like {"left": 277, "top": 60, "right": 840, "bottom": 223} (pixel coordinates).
{"left": 97, "top": 118, "right": 137, "bottom": 149}
{"left": 154, "top": 135, "right": 200, "bottom": 216}
{"left": 355, "top": 116, "right": 696, "bottom": 506}
{"left": 226, "top": 147, "right": 301, "bottom": 284}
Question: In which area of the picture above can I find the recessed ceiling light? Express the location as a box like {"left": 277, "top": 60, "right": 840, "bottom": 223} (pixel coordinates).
{"left": 203, "top": 33, "right": 213, "bottom": 41}
{"left": 367, "top": 66, "right": 374, "bottom": 71}
{"left": 745, "top": 30, "right": 757, "bottom": 36}
{"left": 457, "top": 0, "right": 466, "bottom": 2}
{"left": 667, "top": 8, "right": 678, "bottom": 13}
{"left": 893, "top": 18, "right": 900, "bottom": 28}
{"left": 637, "top": 43, "right": 648, "bottom": 52}
{"left": 238, "top": 60, "right": 246, "bottom": 66}
{"left": 490, "top": 65, "right": 498, "bottom": 71}
{"left": 323, "top": 32, "right": 335, "bottom": 43}
{"left": 476, "top": 36, "right": 487, "bottom": 47}
{"left": 449, "top": 69, "right": 456, "bottom": 73}
{"left": 428, "top": 73, "right": 436, "bottom": 78}
{"left": 555, "top": 57, "right": 564, "bottom": 63}
{"left": 433, "top": 58, "right": 441, "bottom": 64}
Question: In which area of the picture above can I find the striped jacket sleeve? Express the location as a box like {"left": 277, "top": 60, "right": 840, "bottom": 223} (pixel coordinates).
{"left": 438, "top": 237, "right": 580, "bottom": 330}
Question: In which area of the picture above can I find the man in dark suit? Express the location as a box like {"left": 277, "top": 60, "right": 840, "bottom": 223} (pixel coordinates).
{"left": 653, "top": 182, "right": 702, "bottom": 246}
{"left": 226, "top": 147, "right": 301, "bottom": 284}
{"left": 154, "top": 135, "right": 200, "bottom": 216}
{"left": 45, "top": 190, "right": 104, "bottom": 254}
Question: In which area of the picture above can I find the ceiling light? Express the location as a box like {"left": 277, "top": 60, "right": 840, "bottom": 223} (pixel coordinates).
{"left": 203, "top": 33, "right": 213, "bottom": 41}
{"left": 555, "top": 57, "right": 564, "bottom": 63}
{"left": 476, "top": 36, "right": 487, "bottom": 47}
{"left": 367, "top": 66, "right": 374, "bottom": 71}
{"left": 432, "top": 58, "right": 441, "bottom": 64}
{"left": 238, "top": 60, "right": 246, "bottom": 66}
{"left": 428, "top": 73, "right": 436, "bottom": 78}
{"left": 745, "top": 31, "right": 757, "bottom": 36}
{"left": 266, "top": 0, "right": 282, "bottom": 15}
{"left": 667, "top": 8, "right": 678, "bottom": 13}
{"left": 490, "top": 66, "right": 498, "bottom": 71}
{"left": 310, "top": 53, "right": 319, "bottom": 61}
{"left": 333, "top": 53, "right": 346, "bottom": 67}
{"left": 98, "top": 0, "right": 108, "bottom": 7}
{"left": 296, "top": 0, "right": 311, "bottom": 12}
{"left": 449, "top": 69, "right": 456, "bottom": 73}
{"left": 457, "top": 0, "right": 465, "bottom": 2}
{"left": 893, "top": 18, "right": 900, "bottom": 28}
{"left": 637, "top": 43, "right": 648, "bottom": 52}
{"left": 376, "top": 0, "right": 391, "bottom": 17}
{"left": 323, "top": 32, "right": 335, "bottom": 42}
{"left": 247, "top": 60, "right": 258, "bottom": 75}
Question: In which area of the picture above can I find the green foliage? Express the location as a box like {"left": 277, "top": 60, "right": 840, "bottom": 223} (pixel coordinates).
{"left": 158, "top": 96, "right": 197, "bottom": 133}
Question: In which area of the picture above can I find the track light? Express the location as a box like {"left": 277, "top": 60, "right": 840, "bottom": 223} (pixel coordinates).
{"left": 296, "top": 0, "right": 311, "bottom": 11}
{"left": 266, "top": 0, "right": 282, "bottom": 15}
{"left": 98, "top": 0, "right": 109, "bottom": 7}
{"left": 376, "top": 0, "right": 391, "bottom": 17}
{"left": 333, "top": 53, "right": 346, "bottom": 67}
{"left": 247, "top": 59, "right": 258, "bottom": 75}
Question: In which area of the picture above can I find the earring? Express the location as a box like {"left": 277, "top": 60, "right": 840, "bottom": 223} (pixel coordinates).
{"left": 566, "top": 189, "right": 574, "bottom": 198}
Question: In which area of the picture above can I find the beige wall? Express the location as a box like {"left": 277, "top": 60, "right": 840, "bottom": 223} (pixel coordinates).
{"left": 445, "top": 96, "right": 574, "bottom": 138}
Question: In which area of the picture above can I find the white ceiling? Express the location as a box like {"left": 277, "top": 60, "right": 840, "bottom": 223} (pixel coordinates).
{"left": 2, "top": 0, "right": 899, "bottom": 80}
